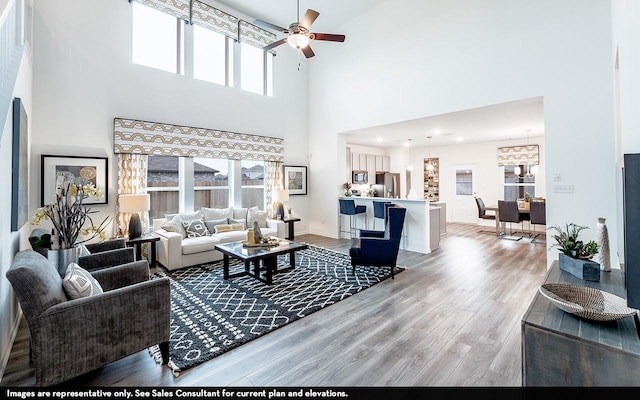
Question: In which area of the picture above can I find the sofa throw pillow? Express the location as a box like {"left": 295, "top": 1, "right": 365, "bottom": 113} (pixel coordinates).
{"left": 214, "top": 224, "right": 232, "bottom": 233}
{"left": 247, "top": 208, "right": 268, "bottom": 229}
{"left": 201, "top": 207, "right": 232, "bottom": 221}
{"left": 229, "top": 223, "right": 245, "bottom": 231}
{"left": 63, "top": 262, "right": 103, "bottom": 300}
{"left": 161, "top": 215, "right": 187, "bottom": 239}
{"left": 233, "top": 208, "right": 248, "bottom": 221}
{"left": 204, "top": 218, "right": 229, "bottom": 234}
{"left": 228, "top": 218, "right": 246, "bottom": 230}
{"left": 182, "top": 219, "right": 210, "bottom": 238}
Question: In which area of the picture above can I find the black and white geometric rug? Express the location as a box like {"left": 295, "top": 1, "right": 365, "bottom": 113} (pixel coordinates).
{"left": 149, "top": 244, "right": 403, "bottom": 376}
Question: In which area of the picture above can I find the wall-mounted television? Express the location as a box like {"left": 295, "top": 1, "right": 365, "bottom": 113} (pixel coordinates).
{"left": 622, "top": 153, "right": 640, "bottom": 309}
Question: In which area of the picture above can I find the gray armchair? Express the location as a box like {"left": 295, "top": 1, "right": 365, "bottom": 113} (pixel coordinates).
{"left": 5, "top": 250, "right": 170, "bottom": 386}
{"left": 29, "top": 229, "right": 135, "bottom": 271}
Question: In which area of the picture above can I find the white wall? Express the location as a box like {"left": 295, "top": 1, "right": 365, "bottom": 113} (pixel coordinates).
{"left": 0, "top": 48, "right": 32, "bottom": 381}
{"left": 308, "top": 0, "right": 617, "bottom": 267}
{"left": 408, "top": 137, "right": 546, "bottom": 223}
{"left": 30, "top": 0, "right": 311, "bottom": 235}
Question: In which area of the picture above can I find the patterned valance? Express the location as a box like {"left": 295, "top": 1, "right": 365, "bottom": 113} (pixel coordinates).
{"left": 131, "top": 0, "right": 191, "bottom": 21}
{"left": 113, "top": 118, "right": 284, "bottom": 162}
{"left": 191, "top": 0, "right": 238, "bottom": 39}
{"left": 497, "top": 145, "right": 539, "bottom": 166}
{"left": 238, "top": 20, "right": 277, "bottom": 54}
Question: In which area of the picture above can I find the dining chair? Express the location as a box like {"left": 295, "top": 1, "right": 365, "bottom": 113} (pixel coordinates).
{"left": 529, "top": 200, "right": 546, "bottom": 243}
{"left": 474, "top": 197, "right": 496, "bottom": 235}
{"left": 498, "top": 200, "right": 524, "bottom": 241}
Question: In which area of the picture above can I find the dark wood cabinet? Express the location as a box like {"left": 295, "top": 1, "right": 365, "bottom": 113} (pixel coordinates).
{"left": 521, "top": 262, "right": 640, "bottom": 386}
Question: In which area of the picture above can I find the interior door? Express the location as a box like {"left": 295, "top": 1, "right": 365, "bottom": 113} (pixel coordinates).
{"left": 452, "top": 165, "right": 477, "bottom": 224}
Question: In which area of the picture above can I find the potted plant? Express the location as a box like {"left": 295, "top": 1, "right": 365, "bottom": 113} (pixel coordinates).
{"left": 367, "top": 187, "right": 376, "bottom": 197}
{"left": 548, "top": 223, "right": 600, "bottom": 281}
{"left": 343, "top": 182, "right": 352, "bottom": 197}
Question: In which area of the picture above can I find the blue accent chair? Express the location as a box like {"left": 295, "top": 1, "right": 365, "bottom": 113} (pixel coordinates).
{"left": 349, "top": 205, "right": 407, "bottom": 279}
{"left": 339, "top": 199, "right": 367, "bottom": 238}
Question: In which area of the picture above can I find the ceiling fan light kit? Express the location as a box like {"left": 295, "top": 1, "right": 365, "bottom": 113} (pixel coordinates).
{"left": 254, "top": 0, "right": 346, "bottom": 58}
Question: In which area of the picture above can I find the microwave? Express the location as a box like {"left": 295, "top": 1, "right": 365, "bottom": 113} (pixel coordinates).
{"left": 352, "top": 171, "right": 368, "bottom": 183}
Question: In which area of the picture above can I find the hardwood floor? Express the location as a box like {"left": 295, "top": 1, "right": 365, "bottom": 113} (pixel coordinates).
{"left": 1, "top": 223, "right": 548, "bottom": 387}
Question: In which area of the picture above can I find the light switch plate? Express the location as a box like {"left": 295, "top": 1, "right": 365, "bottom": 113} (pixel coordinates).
{"left": 553, "top": 173, "right": 561, "bottom": 181}
{"left": 553, "top": 184, "right": 574, "bottom": 193}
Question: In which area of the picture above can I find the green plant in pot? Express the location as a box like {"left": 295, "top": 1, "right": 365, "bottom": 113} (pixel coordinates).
{"left": 343, "top": 182, "right": 352, "bottom": 197}
{"left": 548, "top": 222, "right": 600, "bottom": 281}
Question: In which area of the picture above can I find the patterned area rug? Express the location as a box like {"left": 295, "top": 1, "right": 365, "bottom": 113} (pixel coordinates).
{"left": 150, "top": 244, "right": 403, "bottom": 376}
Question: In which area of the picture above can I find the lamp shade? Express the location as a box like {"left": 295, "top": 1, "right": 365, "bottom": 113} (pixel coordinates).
{"left": 274, "top": 189, "right": 290, "bottom": 202}
{"left": 119, "top": 194, "right": 150, "bottom": 213}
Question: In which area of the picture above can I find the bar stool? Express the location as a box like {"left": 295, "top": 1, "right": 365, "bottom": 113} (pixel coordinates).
{"left": 372, "top": 201, "right": 391, "bottom": 230}
{"left": 339, "top": 199, "right": 367, "bottom": 238}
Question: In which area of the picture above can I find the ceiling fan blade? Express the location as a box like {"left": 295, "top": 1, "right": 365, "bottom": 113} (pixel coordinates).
{"left": 263, "top": 38, "right": 287, "bottom": 51}
{"left": 301, "top": 45, "right": 315, "bottom": 58}
{"left": 299, "top": 9, "right": 320, "bottom": 29}
{"left": 253, "top": 19, "right": 287, "bottom": 33}
{"left": 311, "top": 33, "right": 346, "bottom": 42}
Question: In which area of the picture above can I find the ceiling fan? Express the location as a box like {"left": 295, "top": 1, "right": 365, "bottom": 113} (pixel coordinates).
{"left": 254, "top": 0, "right": 346, "bottom": 58}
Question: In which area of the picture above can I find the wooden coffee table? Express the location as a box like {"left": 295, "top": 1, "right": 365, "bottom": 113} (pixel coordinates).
{"left": 215, "top": 240, "right": 309, "bottom": 285}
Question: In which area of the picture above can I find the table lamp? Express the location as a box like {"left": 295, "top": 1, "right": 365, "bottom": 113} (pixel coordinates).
{"left": 119, "top": 194, "right": 150, "bottom": 239}
{"left": 273, "top": 189, "right": 289, "bottom": 220}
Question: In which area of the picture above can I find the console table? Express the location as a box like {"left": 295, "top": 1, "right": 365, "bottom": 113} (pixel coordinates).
{"left": 521, "top": 261, "right": 640, "bottom": 386}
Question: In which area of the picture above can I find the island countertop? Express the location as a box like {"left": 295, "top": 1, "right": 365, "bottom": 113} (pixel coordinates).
{"left": 338, "top": 196, "right": 436, "bottom": 253}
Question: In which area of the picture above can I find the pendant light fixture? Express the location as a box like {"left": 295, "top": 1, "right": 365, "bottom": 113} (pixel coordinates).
{"left": 426, "top": 136, "right": 435, "bottom": 172}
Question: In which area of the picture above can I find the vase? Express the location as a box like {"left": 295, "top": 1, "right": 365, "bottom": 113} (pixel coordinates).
{"left": 596, "top": 217, "right": 611, "bottom": 272}
{"left": 48, "top": 246, "right": 81, "bottom": 277}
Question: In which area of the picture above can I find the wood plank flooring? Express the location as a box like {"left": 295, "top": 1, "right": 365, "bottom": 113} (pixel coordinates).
{"left": 1, "top": 223, "right": 548, "bottom": 387}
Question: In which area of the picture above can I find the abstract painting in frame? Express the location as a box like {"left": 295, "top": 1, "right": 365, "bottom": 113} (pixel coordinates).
{"left": 41, "top": 155, "right": 108, "bottom": 206}
{"left": 11, "top": 98, "right": 29, "bottom": 231}
{"left": 284, "top": 165, "right": 308, "bottom": 195}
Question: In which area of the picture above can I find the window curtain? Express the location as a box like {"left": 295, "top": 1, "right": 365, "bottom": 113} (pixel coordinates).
{"left": 238, "top": 20, "right": 277, "bottom": 54}
{"left": 130, "top": 0, "right": 191, "bottom": 21}
{"left": 497, "top": 145, "right": 539, "bottom": 166}
{"left": 115, "top": 153, "right": 150, "bottom": 241}
{"left": 265, "top": 161, "right": 283, "bottom": 218}
{"left": 114, "top": 118, "right": 284, "bottom": 162}
{"left": 191, "top": 0, "right": 238, "bottom": 39}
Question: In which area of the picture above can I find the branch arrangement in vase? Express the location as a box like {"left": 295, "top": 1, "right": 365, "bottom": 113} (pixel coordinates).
{"left": 32, "top": 171, "right": 110, "bottom": 249}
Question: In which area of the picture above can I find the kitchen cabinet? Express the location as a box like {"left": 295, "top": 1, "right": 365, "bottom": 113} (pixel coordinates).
{"left": 359, "top": 154, "right": 367, "bottom": 171}
{"left": 366, "top": 154, "right": 376, "bottom": 184}
{"left": 430, "top": 201, "right": 446, "bottom": 234}
{"left": 382, "top": 156, "right": 390, "bottom": 172}
{"left": 352, "top": 153, "right": 360, "bottom": 171}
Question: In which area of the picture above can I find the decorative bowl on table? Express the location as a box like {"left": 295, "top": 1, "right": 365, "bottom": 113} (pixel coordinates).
{"left": 539, "top": 283, "right": 638, "bottom": 322}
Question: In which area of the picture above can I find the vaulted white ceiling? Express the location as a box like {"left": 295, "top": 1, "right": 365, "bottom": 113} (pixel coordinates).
{"left": 214, "top": 1, "right": 545, "bottom": 150}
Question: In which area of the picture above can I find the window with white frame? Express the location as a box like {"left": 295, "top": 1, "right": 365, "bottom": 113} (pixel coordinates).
{"left": 455, "top": 168, "right": 473, "bottom": 195}
{"left": 193, "top": 25, "right": 230, "bottom": 86}
{"left": 240, "top": 42, "right": 266, "bottom": 95}
{"left": 131, "top": 2, "right": 183, "bottom": 74}
{"left": 147, "top": 155, "right": 180, "bottom": 221}
{"left": 503, "top": 165, "right": 535, "bottom": 201}
{"left": 241, "top": 160, "right": 265, "bottom": 209}
{"left": 194, "top": 157, "right": 230, "bottom": 210}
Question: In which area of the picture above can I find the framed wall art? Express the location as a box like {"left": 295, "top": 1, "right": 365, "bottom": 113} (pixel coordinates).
{"left": 283, "top": 165, "right": 308, "bottom": 195}
{"left": 41, "top": 155, "right": 108, "bottom": 206}
{"left": 11, "top": 98, "right": 29, "bottom": 231}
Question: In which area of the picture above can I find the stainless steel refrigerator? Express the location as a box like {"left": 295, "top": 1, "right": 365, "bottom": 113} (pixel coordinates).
{"left": 373, "top": 172, "right": 401, "bottom": 198}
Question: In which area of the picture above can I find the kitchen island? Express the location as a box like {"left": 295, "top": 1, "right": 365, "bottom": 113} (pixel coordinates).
{"left": 338, "top": 196, "right": 438, "bottom": 254}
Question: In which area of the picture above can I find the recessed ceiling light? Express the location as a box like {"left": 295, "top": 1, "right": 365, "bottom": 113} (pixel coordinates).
{"left": 457, "top": 137, "right": 464, "bottom": 142}
{"left": 376, "top": 137, "right": 383, "bottom": 142}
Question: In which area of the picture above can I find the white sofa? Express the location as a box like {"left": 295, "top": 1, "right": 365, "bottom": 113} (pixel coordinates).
{"left": 153, "top": 207, "right": 285, "bottom": 270}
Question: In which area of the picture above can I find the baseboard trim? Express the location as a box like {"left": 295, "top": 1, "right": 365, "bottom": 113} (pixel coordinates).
{"left": 0, "top": 309, "right": 23, "bottom": 384}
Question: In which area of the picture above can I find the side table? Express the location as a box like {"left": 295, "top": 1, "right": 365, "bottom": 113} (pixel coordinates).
{"left": 126, "top": 233, "right": 160, "bottom": 268}
{"left": 282, "top": 217, "right": 301, "bottom": 240}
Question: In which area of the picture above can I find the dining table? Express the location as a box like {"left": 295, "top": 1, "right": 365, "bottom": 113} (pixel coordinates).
{"left": 485, "top": 204, "right": 530, "bottom": 236}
